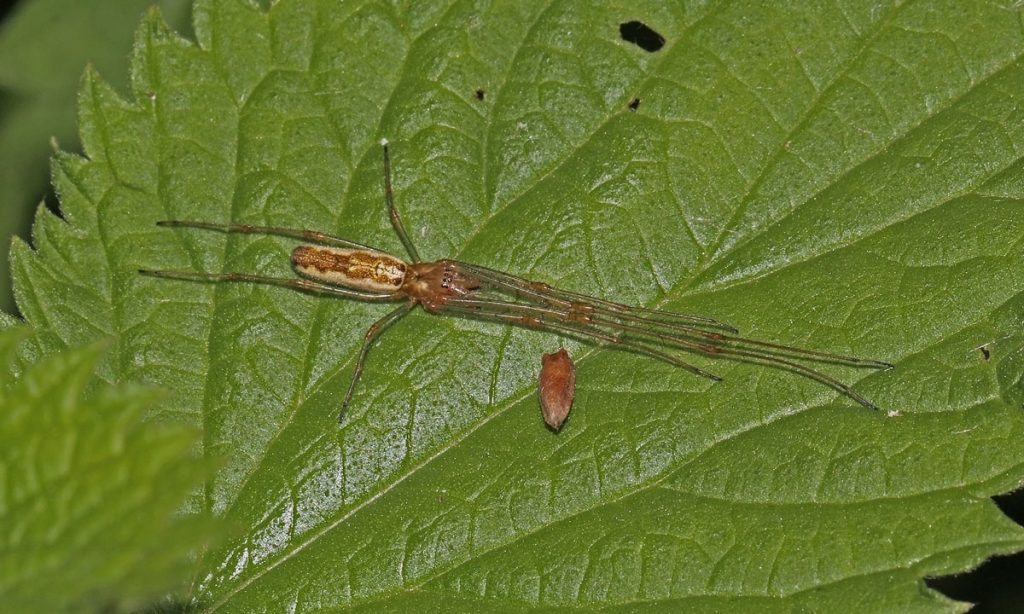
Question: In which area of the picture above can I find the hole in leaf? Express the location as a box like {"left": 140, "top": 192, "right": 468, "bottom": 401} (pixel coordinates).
{"left": 619, "top": 21, "right": 665, "bottom": 52}
{"left": 474, "top": 88, "right": 485, "bottom": 101}
{"left": 978, "top": 344, "right": 991, "bottom": 360}
{"left": 628, "top": 97, "right": 640, "bottom": 111}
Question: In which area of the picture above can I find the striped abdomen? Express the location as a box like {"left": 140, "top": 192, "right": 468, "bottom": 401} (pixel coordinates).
{"left": 291, "top": 245, "right": 407, "bottom": 293}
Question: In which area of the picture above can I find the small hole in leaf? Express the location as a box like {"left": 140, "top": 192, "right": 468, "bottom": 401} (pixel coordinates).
{"left": 474, "top": 88, "right": 485, "bottom": 101}
{"left": 620, "top": 21, "right": 665, "bottom": 52}
{"left": 979, "top": 345, "right": 991, "bottom": 360}
{"left": 628, "top": 97, "right": 640, "bottom": 111}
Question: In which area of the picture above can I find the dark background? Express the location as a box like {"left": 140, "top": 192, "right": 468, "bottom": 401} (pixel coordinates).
{"left": 928, "top": 491, "right": 1024, "bottom": 612}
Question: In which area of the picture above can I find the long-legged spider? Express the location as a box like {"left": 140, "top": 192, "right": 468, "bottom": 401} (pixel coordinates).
{"left": 141, "top": 140, "right": 892, "bottom": 422}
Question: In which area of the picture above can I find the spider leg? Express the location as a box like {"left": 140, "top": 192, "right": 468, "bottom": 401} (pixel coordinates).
{"left": 458, "top": 262, "right": 738, "bottom": 331}
{"left": 533, "top": 319, "right": 723, "bottom": 382}
{"left": 155, "top": 220, "right": 382, "bottom": 251}
{"left": 438, "top": 300, "right": 722, "bottom": 382}
{"left": 562, "top": 308, "right": 881, "bottom": 409}
{"left": 442, "top": 296, "right": 880, "bottom": 410}
{"left": 593, "top": 317, "right": 881, "bottom": 409}
{"left": 138, "top": 269, "right": 402, "bottom": 301}
{"left": 583, "top": 310, "right": 891, "bottom": 370}
{"left": 460, "top": 263, "right": 889, "bottom": 369}
{"left": 696, "top": 345, "right": 881, "bottom": 410}
{"left": 381, "top": 140, "right": 421, "bottom": 263}
{"left": 706, "top": 332, "right": 893, "bottom": 369}
{"left": 339, "top": 300, "right": 417, "bottom": 422}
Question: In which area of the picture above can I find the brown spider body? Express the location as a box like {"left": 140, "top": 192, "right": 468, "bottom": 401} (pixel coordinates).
{"left": 291, "top": 245, "right": 406, "bottom": 293}
{"left": 291, "top": 245, "right": 484, "bottom": 313}
{"left": 403, "top": 260, "right": 481, "bottom": 312}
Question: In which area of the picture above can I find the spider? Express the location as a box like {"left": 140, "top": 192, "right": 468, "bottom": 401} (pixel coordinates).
{"left": 141, "top": 140, "right": 892, "bottom": 422}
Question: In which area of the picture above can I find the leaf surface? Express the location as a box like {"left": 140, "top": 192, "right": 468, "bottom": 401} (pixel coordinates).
{"left": 9, "top": 1, "right": 1024, "bottom": 611}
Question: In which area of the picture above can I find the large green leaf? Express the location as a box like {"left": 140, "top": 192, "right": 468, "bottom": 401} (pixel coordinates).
{"left": 9, "top": 0, "right": 1024, "bottom": 610}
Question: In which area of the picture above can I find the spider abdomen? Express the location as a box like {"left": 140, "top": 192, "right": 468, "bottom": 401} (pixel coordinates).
{"left": 291, "top": 245, "right": 406, "bottom": 293}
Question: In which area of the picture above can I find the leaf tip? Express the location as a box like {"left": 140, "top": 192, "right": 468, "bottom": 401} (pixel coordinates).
{"left": 141, "top": 4, "right": 174, "bottom": 39}
{"left": 8, "top": 232, "right": 33, "bottom": 259}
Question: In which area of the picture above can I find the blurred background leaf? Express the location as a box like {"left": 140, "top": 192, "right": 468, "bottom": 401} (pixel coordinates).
{"left": 0, "top": 0, "right": 192, "bottom": 314}
{"left": 0, "top": 325, "right": 216, "bottom": 613}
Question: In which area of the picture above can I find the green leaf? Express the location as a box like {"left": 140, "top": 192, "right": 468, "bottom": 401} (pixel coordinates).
{"left": 0, "top": 327, "right": 214, "bottom": 612}
{"left": 10, "top": 0, "right": 1024, "bottom": 611}
{"left": 0, "top": 0, "right": 192, "bottom": 313}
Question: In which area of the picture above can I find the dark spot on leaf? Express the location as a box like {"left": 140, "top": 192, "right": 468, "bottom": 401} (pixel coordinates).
{"left": 620, "top": 21, "right": 665, "bottom": 52}
{"left": 628, "top": 97, "right": 640, "bottom": 111}
{"left": 474, "top": 88, "right": 485, "bottom": 101}
{"left": 979, "top": 344, "right": 991, "bottom": 360}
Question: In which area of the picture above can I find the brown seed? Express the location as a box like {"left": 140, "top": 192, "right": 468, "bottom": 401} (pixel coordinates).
{"left": 539, "top": 348, "right": 576, "bottom": 430}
